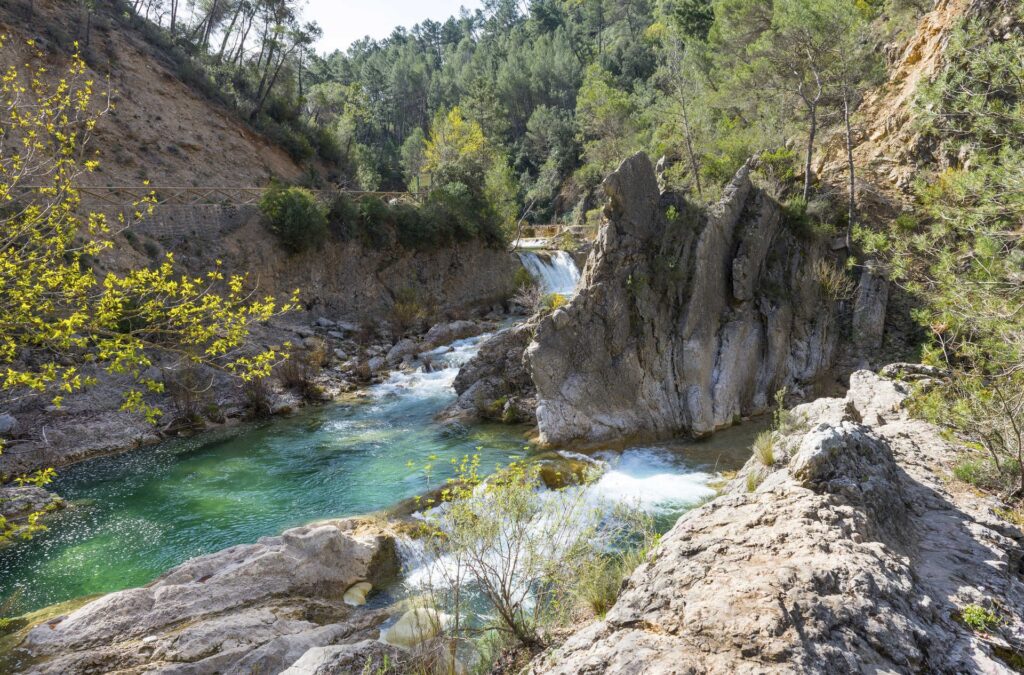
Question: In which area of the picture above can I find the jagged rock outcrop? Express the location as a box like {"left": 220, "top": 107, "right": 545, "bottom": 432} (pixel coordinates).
{"left": 440, "top": 321, "right": 538, "bottom": 425}
{"left": 531, "top": 371, "right": 1024, "bottom": 674}
{"left": 10, "top": 518, "right": 403, "bottom": 674}
{"left": 527, "top": 154, "right": 851, "bottom": 445}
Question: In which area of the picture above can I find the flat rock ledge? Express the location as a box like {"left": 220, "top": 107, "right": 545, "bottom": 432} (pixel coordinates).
{"left": 9, "top": 518, "right": 407, "bottom": 674}
{"left": 531, "top": 370, "right": 1024, "bottom": 674}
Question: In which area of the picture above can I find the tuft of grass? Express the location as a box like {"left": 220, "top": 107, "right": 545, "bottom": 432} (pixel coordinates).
{"left": 995, "top": 507, "right": 1024, "bottom": 527}
{"left": 813, "top": 257, "right": 857, "bottom": 301}
{"left": 753, "top": 430, "right": 776, "bottom": 466}
{"left": 950, "top": 455, "right": 1017, "bottom": 493}
{"left": 576, "top": 542, "right": 655, "bottom": 619}
{"left": 746, "top": 471, "right": 762, "bottom": 493}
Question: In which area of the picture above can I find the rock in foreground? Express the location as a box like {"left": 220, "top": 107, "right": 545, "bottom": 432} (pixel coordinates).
{"left": 531, "top": 371, "right": 1024, "bottom": 674}
{"left": 12, "top": 518, "right": 404, "bottom": 674}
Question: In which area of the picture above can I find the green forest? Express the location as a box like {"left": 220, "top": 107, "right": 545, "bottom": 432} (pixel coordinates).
{"left": 97, "top": 0, "right": 926, "bottom": 227}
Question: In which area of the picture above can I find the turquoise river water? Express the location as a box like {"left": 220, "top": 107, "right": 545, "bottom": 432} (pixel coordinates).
{"left": 0, "top": 331, "right": 758, "bottom": 617}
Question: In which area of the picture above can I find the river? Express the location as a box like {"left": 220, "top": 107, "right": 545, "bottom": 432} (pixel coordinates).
{"left": 0, "top": 253, "right": 758, "bottom": 617}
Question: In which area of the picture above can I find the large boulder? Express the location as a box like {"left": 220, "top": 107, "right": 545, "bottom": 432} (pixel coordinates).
{"left": 423, "top": 320, "right": 485, "bottom": 349}
{"left": 531, "top": 371, "right": 1024, "bottom": 673}
{"left": 13, "top": 518, "right": 402, "bottom": 674}
{"left": 526, "top": 154, "right": 846, "bottom": 445}
{"left": 440, "top": 321, "right": 538, "bottom": 425}
{"left": 281, "top": 640, "right": 405, "bottom": 675}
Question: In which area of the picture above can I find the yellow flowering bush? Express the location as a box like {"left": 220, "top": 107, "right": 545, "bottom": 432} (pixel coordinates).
{"left": 0, "top": 38, "right": 296, "bottom": 541}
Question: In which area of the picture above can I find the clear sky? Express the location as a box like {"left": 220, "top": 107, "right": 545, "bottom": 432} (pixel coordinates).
{"left": 304, "top": 0, "right": 485, "bottom": 54}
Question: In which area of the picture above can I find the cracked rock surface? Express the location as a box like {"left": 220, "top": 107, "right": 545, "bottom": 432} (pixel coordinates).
{"left": 10, "top": 518, "right": 404, "bottom": 674}
{"left": 530, "top": 371, "right": 1024, "bottom": 674}
{"left": 526, "top": 153, "right": 865, "bottom": 446}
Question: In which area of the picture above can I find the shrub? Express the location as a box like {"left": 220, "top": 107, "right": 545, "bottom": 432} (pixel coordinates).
{"left": 960, "top": 604, "right": 1000, "bottom": 633}
{"left": 390, "top": 288, "right": 428, "bottom": 335}
{"left": 542, "top": 293, "right": 568, "bottom": 312}
{"left": 512, "top": 283, "right": 544, "bottom": 314}
{"left": 914, "top": 375, "right": 1024, "bottom": 498}
{"left": 241, "top": 377, "right": 273, "bottom": 419}
{"left": 164, "top": 363, "right": 213, "bottom": 431}
{"left": 413, "top": 456, "right": 651, "bottom": 654}
{"left": 327, "top": 193, "right": 359, "bottom": 240}
{"left": 276, "top": 341, "right": 328, "bottom": 400}
{"left": 513, "top": 266, "right": 535, "bottom": 289}
{"left": 259, "top": 185, "right": 328, "bottom": 254}
{"left": 393, "top": 203, "right": 438, "bottom": 250}
{"left": 357, "top": 197, "right": 393, "bottom": 248}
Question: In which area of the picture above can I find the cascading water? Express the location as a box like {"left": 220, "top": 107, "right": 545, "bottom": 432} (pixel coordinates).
{"left": 517, "top": 250, "right": 581, "bottom": 297}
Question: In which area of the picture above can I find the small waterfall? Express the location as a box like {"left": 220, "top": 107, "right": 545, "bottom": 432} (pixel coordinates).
{"left": 517, "top": 250, "right": 581, "bottom": 296}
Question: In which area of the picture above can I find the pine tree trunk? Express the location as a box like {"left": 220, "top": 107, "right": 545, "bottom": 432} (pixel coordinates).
{"left": 803, "top": 103, "right": 816, "bottom": 202}
{"left": 844, "top": 91, "right": 856, "bottom": 249}
{"left": 680, "top": 104, "right": 703, "bottom": 200}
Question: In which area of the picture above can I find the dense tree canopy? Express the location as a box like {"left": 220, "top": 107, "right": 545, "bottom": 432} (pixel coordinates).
{"left": 121, "top": 0, "right": 904, "bottom": 226}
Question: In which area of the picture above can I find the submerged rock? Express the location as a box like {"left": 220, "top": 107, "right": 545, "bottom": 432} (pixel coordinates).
{"left": 380, "top": 608, "right": 449, "bottom": 649}
{"left": 13, "top": 518, "right": 402, "bottom": 674}
{"left": 531, "top": 370, "right": 1024, "bottom": 673}
{"left": 342, "top": 581, "right": 373, "bottom": 607}
{"left": 0, "top": 486, "right": 64, "bottom": 534}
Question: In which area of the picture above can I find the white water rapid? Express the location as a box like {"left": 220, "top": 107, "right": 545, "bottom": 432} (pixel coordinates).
{"left": 517, "top": 250, "right": 581, "bottom": 296}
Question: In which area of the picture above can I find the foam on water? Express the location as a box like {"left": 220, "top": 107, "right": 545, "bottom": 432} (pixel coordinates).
{"left": 370, "top": 333, "right": 491, "bottom": 400}
{"left": 589, "top": 448, "right": 716, "bottom": 513}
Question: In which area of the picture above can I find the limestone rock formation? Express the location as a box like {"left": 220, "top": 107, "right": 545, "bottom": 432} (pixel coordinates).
{"left": 441, "top": 321, "right": 538, "bottom": 425}
{"left": 12, "top": 518, "right": 402, "bottom": 674}
{"left": 531, "top": 371, "right": 1024, "bottom": 674}
{"left": 527, "top": 153, "right": 847, "bottom": 445}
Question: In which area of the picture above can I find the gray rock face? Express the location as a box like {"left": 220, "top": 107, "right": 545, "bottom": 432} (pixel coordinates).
{"left": 527, "top": 154, "right": 840, "bottom": 445}
{"left": 0, "top": 413, "right": 18, "bottom": 436}
{"left": 852, "top": 263, "right": 890, "bottom": 355}
{"left": 441, "top": 322, "right": 538, "bottom": 424}
{"left": 14, "top": 518, "right": 402, "bottom": 674}
{"left": 531, "top": 371, "right": 1024, "bottom": 674}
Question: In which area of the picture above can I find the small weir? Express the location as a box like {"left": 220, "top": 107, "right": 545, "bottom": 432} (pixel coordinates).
{"left": 517, "top": 250, "right": 581, "bottom": 297}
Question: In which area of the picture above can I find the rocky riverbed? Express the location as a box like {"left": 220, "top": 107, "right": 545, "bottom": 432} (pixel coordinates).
{"left": 6, "top": 368, "right": 1021, "bottom": 674}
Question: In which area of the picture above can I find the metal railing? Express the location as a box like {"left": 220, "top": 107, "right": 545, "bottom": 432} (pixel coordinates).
{"left": 11, "top": 185, "right": 425, "bottom": 207}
